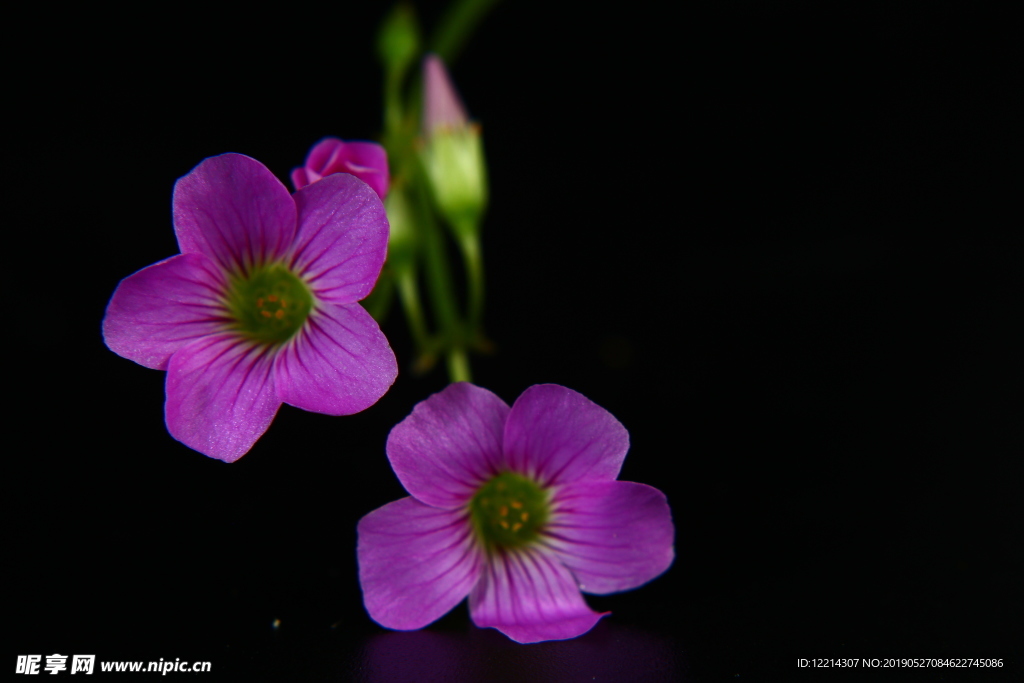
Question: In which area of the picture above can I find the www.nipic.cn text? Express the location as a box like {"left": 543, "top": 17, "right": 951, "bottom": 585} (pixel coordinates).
{"left": 16, "top": 655, "right": 212, "bottom": 675}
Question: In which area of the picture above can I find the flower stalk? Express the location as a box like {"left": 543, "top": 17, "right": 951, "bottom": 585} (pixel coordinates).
{"left": 367, "top": 5, "right": 494, "bottom": 383}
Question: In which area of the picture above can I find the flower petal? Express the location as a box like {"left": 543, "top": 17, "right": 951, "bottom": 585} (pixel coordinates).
{"left": 290, "top": 166, "right": 313, "bottom": 191}
{"left": 468, "top": 547, "right": 606, "bottom": 643}
{"left": 503, "top": 385, "right": 629, "bottom": 487}
{"left": 274, "top": 302, "right": 397, "bottom": 415}
{"left": 423, "top": 55, "right": 468, "bottom": 132}
{"left": 305, "top": 137, "right": 345, "bottom": 174}
{"left": 387, "top": 383, "right": 509, "bottom": 509}
{"left": 289, "top": 173, "right": 389, "bottom": 304}
{"left": 358, "top": 497, "right": 483, "bottom": 631}
{"left": 336, "top": 141, "right": 390, "bottom": 199}
{"left": 103, "top": 254, "right": 228, "bottom": 370}
{"left": 173, "top": 153, "right": 296, "bottom": 272}
{"left": 165, "top": 334, "right": 280, "bottom": 462}
{"left": 544, "top": 481, "right": 674, "bottom": 595}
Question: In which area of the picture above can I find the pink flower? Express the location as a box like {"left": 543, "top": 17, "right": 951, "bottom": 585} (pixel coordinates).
{"left": 103, "top": 153, "right": 398, "bottom": 462}
{"left": 358, "top": 383, "right": 675, "bottom": 643}
{"left": 291, "top": 138, "right": 390, "bottom": 199}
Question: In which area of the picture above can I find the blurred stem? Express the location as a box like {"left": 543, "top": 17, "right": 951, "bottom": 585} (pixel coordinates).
{"left": 455, "top": 226, "right": 485, "bottom": 337}
{"left": 416, "top": 188, "right": 459, "bottom": 334}
{"left": 412, "top": 162, "right": 470, "bottom": 382}
{"left": 376, "top": 0, "right": 499, "bottom": 383}
{"left": 446, "top": 347, "right": 471, "bottom": 383}
{"left": 396, "top": 267, "right": 429, "bottom": 351}
{"left": 384, "top": 70, "right": 404, "bottom": 138}
{"left": 430, "top": 0, "right": 501, "bottom": 63}
{"left": 363, "top": 269, "right": 396, "bottom": 322}
{"left": 378, "top": 2, "right": 419, "bottom": 136}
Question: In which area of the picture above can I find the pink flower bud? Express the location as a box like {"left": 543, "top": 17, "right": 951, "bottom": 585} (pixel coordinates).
{"left": 423, "top": 54, "right": 470, "bottom": 134}
{"left": 291, "top": 138, "right": 390, "bottom": 199}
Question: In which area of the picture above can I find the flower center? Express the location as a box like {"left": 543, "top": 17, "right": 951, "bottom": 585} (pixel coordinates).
{"left": 224, "top": 263, "right": 313, "bottom": 344}
{"left": 469, "top": 472, "right": 549, "bottom": 551}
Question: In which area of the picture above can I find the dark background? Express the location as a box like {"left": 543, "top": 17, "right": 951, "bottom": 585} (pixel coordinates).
{"left": 11, "top": 2, "right": 1020, "bottom": 680}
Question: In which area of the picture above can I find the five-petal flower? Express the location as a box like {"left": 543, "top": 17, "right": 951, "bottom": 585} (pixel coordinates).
{"left": 103, "top": 153, "right": 398, "bottom": 462}
{"left": 357, "top": 382, "right": 675, "bottom": 643}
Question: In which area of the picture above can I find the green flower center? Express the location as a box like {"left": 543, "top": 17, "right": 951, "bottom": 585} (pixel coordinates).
{"left": 469, "top": 472, "right": 549, "bottom": 551}
{"left": 224, "top": 263, "right": 313, "bottom": 344}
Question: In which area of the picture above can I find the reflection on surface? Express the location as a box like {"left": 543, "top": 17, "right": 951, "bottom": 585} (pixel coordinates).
{"left": 358, "top": 620, "right": 683, "bottom": 682}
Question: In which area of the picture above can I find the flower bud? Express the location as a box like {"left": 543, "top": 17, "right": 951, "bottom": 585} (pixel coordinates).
{"left": 420, "top": 55, "right": 487, "bottom": 235}
{"left": 377, "top": 3, "right": 420, "bottom": 77}
{"left": 292, "top": 138, "right": 390, "bottom": 199}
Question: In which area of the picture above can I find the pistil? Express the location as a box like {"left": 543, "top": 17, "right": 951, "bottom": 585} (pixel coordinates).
{"left": 224, "top": 263, "right": 314, "bottom": 344}
{"left": 469, "top": 472, "right": 550, "bottom": 551}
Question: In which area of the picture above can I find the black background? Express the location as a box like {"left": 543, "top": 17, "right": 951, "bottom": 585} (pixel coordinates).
{"left": 11, "top": 2, "right": 1020, "bottom": 681}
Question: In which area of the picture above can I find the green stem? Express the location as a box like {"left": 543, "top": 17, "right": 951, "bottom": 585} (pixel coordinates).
{"left": 456, "top": 228, "right": 485, "bottom": 336}
{"left": 430, "top": 0, "right": 501, "bottom": 63}
{"left": 416, "top": 190, "right": 459, "bottom": 334}
{"left": 362, "top": 269, "right": 395, "bottom": 323}
{"left": 396, "top": 267, "right": 429, "bottom": 351}
{"left": 384, "top": 69, "right": 404, "bottom": 138}
{"left": 446, "top": 347, "right": 472, "bottom": 383}
{"left": 412, "top": 162, "right": 469, "bottom": 383}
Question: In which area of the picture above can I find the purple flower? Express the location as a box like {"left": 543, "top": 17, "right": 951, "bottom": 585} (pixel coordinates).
{"left": 103, "top": 153, "right": 398, "bottom": 462}
{"left": 291, "top": 138, "right": 390, "bottom": 199}
{"left": 357, "top": 383, "right": 674, "bottom": 643}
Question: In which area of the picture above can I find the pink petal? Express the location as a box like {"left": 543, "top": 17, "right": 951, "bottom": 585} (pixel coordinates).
{"left": 293, "top": 138, "right": 389, "bottom": 196}
{"left": 290, "top": 167, "right": 312, "bottom": 192}
{"left": 274, "top": 302, "right": 397, "bottom": 415}
{"left": 503, "top": 385, "right": 629, "bottom": 487}
{"left": 305, "top": 137, "right": 345, "bottom": 174}
{"left": 468, "top": 547, "right": 607, "bottom": 643}
{"left": 423, "top": 55, "right": 468, "bottom": 133}
{"left": 165, "top": 334, "right": 280, "bottom": 462}
{"left": 289, "top": 173, "right": 389, "bottom": 305}
{"left": 387, "top": 383, "right": 509, "bottom": 509}
{"left": 173, "top": 153, "right": 296, "bottom": 272}
{"left": 337, "top": 141, "right": 390, "bottom": 199}
{"left": 103, "top": 254, "right": 228, "bottom": 370}
{"left": 358, "top": 497, "right": 484, "bottom": 631}
{"left": 544, "top": 481, "right": 674, "bottom": 595}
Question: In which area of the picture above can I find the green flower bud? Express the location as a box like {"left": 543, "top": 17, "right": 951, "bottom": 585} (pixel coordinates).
{"left": 377, "top": 3, "right": 421, "bottom": 77}
{"left": 420, "top": 54, "right": 488, "bottom": 236}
